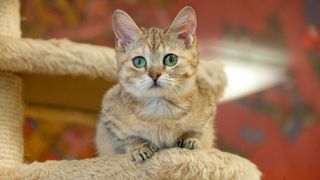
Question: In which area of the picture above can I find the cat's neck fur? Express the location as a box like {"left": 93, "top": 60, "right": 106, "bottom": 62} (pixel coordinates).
{"left": 120, "top": 79, "right": 197, "bottom": 120}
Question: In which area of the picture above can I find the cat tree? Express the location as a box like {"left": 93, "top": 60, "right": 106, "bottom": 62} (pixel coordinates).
{"left": 0, "top": 0, "right": 261, "bottom": 179}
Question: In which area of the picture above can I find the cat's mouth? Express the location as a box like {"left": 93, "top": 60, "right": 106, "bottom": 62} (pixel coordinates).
{"left": 150, "top": 84, "right": 161, "bottom": 89}
{"left": 150, "top": 80, "right": 162, "bottom": 89}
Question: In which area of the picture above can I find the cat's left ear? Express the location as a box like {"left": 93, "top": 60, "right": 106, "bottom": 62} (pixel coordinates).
{"left": 167, "top": 6, "right": 197, "bottom": 46}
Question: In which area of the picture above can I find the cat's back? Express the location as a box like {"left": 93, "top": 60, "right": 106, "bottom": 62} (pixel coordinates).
{"left": 195, "top": 75, "right": 216, "bottom": 104}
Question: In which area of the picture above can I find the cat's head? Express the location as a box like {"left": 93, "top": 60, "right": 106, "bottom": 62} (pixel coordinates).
{"left": 113, "top": 6, "right": 198, "bottom": 98}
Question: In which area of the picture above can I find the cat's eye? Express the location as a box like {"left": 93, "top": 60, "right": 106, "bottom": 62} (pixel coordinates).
{"left": 163, "top": 54, "right": 178, "bottom": 67}
{"left": 132, "top": 56, "right": 146, "bottom": 68}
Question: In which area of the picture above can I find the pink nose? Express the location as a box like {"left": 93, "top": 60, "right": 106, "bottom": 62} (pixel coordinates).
{"left": 149, "top": 73, "right": 161, "bottom": 81}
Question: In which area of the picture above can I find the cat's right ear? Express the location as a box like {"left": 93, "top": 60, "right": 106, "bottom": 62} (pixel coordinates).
{"left": 113, "top": 10, "right": 141, "bottom": 51}
{"left": 167, "top": 6, "right": 197, "bottom": 47}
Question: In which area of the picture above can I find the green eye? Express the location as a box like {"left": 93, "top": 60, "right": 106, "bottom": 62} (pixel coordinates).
{"left": 163, "top": 54, "right": 178, "bottom": 66}
{"left": 132, "top": 56, "right": 146, "bottom": 68}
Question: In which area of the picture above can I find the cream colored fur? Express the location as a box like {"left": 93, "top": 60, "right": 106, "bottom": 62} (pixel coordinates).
{"left": 96, "top": 7, "right": 221, "bottom": 162}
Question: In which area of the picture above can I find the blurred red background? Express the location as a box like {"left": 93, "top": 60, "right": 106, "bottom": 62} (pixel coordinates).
{"left": 21, "top": 0, "right": 320, "bottom": 179}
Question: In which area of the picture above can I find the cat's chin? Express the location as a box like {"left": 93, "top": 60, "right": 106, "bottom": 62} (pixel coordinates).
{"left": 123, "top": 86, "right": 164, "bottom": 98}
{"left": 144, "top": 86, "right": 166, "bottom": 97}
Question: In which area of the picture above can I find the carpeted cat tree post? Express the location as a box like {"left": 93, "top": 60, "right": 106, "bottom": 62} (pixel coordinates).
{"left": 0, "top": 0, "right": 261, "bottom": 179}
{"left": 0, "top": 0, "right": 23, "bottom": 170}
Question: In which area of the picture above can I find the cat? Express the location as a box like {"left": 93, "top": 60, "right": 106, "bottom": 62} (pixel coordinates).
{"left": 95, "top": 6, "right": 225, "bottom": 162}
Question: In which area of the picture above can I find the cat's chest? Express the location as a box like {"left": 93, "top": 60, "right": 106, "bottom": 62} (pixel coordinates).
{"left": 137, "top": 120, "right": 184, "bottom": 148}
{"left": 138, "top": 98, "right": 188, "bottom": 119}
{"left": 117, "top": 97, "right": 199, "bottom": 147}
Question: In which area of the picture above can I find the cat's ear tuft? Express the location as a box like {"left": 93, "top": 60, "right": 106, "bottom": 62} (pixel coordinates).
{"left": 168, "top": 6, "right": 197, "bottom": 46}
{"left": 113, "top": 10, "right": 141, "bottom": 51}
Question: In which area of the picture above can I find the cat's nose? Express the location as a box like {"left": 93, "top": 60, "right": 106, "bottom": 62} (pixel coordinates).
{"left": 149, "top": 72, "right": 161, "bottom": 81}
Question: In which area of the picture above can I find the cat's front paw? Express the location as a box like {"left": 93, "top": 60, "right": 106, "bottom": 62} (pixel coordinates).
{"left": 129, "top": 143, "right": 157, "bottom": 162}
{"left": 176, "top": 137, "right": 200, "bottom": 149}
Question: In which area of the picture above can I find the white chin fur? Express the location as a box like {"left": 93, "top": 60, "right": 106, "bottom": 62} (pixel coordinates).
{"left": 125, "top": 84, "right": 167, "bottom": 98}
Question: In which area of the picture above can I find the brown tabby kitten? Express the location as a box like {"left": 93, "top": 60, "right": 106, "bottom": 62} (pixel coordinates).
{"left": 95, "top": 6, "right": 222, "bottom": 162}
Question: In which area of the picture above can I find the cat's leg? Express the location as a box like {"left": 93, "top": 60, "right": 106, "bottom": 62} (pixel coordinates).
{"left": 95, "top": 120, "right": 123, "bottom": 156}
{"left": 176, "top": 131, "right": 203, "bottom": 149}
{"left": 176, "top": 126, "right": 214, "bottom": 150}
{"left": 124, "top": 137, "right": 158, "bottom": 162}
{"left": 97, "top": 118, "right": 158, "bottom": 162}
